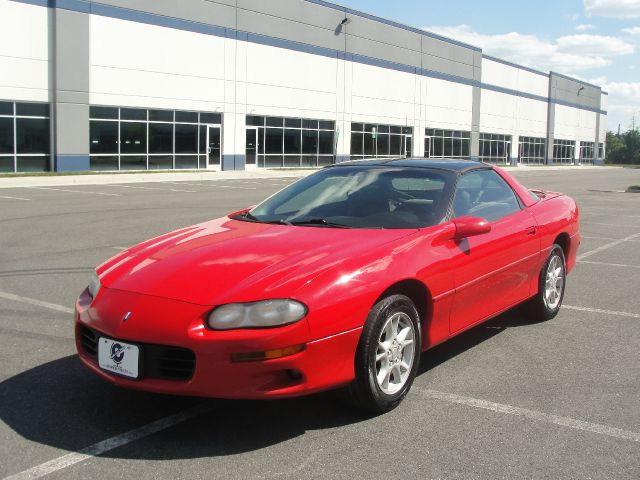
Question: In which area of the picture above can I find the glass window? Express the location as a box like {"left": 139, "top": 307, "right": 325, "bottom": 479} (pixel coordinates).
{"left": 16, "top": 118, "right": 49, "bottom": 154}
{"left": 319, "top": 130, "right": 333, "bottom": 155}
{"left": 265, "top": 128, "right": 283, "bottom": 154}
{"left": 425, "top": 128, "right": 471, "bottom": 159}
{"left": 453, "top": 169, "right": 521, "bottom": 221}
{"left": 175, "top": 155, "right": 198, "bottom": 169}
{"left": 16, "top": 102, "right": 49, "bottom": 117}
{"left": 200, "top": 112, "right": 221, "bottom": 124}
{"left": 149, "top": 109, "right": 173, "bottom": 122}
{"left": 90, "top": 106, "right": 118, "bottom": 119}
{"left": 285, "top": 118, "right": 302, "bottom": 128}
{"left": 303, "top": 119, "right": 318, "bottom": 129}
{"left": 319, "top": 120, "right": 333, "bottom": 130}
{"left": 553, "top": 140, "right": 575, "bottom": 165}
{"left": 247, "top": 166, "right": 456, "bottom": 229}
{"left": 175, "top": 111, "right": 198, "bottom": 123}
{"left": 518, "top": 136, "right": 545, "bottom": 165}
{"left": 120, "top": 122, "right": 146, "bottom": 154}
{"left": 120, "top": 108, "right": 146, "bottom": 121}
{"left": 0, "top": 156, "right": 14, "bottom": 172}
{"left": 350, "top": 132, "right": 362, "bottom": 155}
{"left": 0, "top": 102, "right": 13, "bottom": 116}
{"left": 0, "top": 117, "right": 14, "bottom": 154}
{"left": 479, "top": 133, "right": 511, "bottom": 165}
{"left": 17, "top": 156, "right": 48, "bottom": 172}
{"left": 377, "top": 133, "right": 389, "bottom": 157}
{"left": 266, "top": 117, "right": 283, "bottom": 127}
{"left": 90, "top": 120, "right": 118, "bottom": 154}
{"left": 246, "top": 116, "right": 263, "bottom": 126}
{"left": 174, "top": 124, "right": 197, "bottom": 154}
{"left": 149, "top": 123, "right": 173, "bottom": 154}
{"left": 90, "top": 156, "right": 118, "bottom": 171}
{"left": 120, "top": 156, "right": 146, "bottom": 170}
{"left": 284, "top": 128, "right": 301, "bottom": 154}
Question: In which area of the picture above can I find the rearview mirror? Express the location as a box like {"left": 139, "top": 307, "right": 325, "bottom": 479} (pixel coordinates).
{"left": 453, "top": 216, "right": 491, "bottom": 239}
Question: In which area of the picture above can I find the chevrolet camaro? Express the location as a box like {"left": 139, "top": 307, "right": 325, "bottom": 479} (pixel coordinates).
{"left": 75, "top": 159, "right": 580, "bottom": 412}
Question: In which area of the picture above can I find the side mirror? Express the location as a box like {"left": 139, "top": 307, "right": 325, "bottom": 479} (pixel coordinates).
{"left": 453, "top": 216, "right": 491, "bottom": 239}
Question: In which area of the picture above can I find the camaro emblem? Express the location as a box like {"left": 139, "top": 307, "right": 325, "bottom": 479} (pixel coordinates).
{"left": 122, "top": 311, "right": 132, "bottom": 322}
{"left": 110, "top": 343, "right": 125, "bottom": 364}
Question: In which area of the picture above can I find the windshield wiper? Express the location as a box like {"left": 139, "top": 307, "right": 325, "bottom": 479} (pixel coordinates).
{"left": 263, "top": 218, "right": 293, "bottom": 226}
{"left": 290, "top": 218, "right": 352, "bottom": 229}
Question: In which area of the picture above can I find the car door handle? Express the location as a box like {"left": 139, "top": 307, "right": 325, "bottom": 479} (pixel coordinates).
{"left": 526, "top": 225, "right": 537, "bottom": 236}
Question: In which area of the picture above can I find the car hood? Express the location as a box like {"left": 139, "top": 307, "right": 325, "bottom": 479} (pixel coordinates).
{"left": 98, "top": 216, "right": 416, "bottom": 305}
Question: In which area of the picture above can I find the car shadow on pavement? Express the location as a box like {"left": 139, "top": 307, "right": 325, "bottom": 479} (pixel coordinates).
{"left": 0, "top": 306, "right": 536, "bottom": 461}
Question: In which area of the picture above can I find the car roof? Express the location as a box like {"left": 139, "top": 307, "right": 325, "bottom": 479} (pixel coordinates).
{"left": 327, "top": 158, "right": 493, "bottom": 173}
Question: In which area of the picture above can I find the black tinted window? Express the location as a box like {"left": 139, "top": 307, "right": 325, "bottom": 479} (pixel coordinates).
{"left": 453, "top": 169, "right": 521, "bottom": 221}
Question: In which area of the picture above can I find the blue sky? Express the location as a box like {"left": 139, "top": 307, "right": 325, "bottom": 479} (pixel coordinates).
{"left": 339, "top": 0, "right": 640, "bottom": 132}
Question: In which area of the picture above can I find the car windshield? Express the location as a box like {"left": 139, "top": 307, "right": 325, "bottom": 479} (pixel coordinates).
{"left": 236, "top": 166, "right": 456, "bottom": 229}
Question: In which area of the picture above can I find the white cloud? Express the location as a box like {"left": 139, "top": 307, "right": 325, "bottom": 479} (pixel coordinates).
{"left": 623, "top": 26, "right": 640, "bottom": 36}
{"left": 423, "top": 25, "right": 634, "bottom": 73}
{"left": 575, "top": 24, "right": 596, "bottom": 31}
{"left": 584, "top": 0, "right": 640, "bottom": 19}
{"left": 586, "top": 78, "right": 640, "bottom": 130}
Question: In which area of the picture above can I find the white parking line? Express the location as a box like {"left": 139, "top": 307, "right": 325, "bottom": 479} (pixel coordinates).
{"left": 0, "top": 194, "right": 31, "bottom": 201}
{"left": 2, "top": 403, "right": 214, "bottom": 480}
{"left": 108, "top": 184, "right": 196, "bottom": 193}
{"left": 415, "top": 389, "right": 640, "bottom": 443}
{"left": 579, "top": 260, "right": 640, "bottom": 269}
{"left": 577, "top": 232, "right": 640, "bottom": 260}
{"left": 26, "top": 187, "right": 121, "bottom": 197}
{"left": 111, "top": 246, "right": 128, "bottom": 251}
{"left": 563, "top": 305, "right": 640, "bottom": 319}
{"left": 0, "top": 291, "right": 74, "bottom": 314}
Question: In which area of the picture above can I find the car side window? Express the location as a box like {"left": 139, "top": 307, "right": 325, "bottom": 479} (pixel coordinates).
{"left": 453, "top": 169, "right": 521, "bottom": 222}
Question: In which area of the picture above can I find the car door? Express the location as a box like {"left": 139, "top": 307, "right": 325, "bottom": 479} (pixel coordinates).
{"left": 448, "top": 169, "right": 540, "bottom": 334}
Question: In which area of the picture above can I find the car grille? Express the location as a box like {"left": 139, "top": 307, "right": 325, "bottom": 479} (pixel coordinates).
{"left": 78, "top": 325, "right": 196, "bottom": 381}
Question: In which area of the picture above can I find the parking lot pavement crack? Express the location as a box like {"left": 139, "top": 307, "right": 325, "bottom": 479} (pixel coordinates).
{"left": 414, "top": 388, "right": 640, "bottom": 443}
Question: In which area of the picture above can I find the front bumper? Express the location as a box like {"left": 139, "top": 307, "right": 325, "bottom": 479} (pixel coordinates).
{"left": 75, "top": 287, "right": 361, "bottom": 399}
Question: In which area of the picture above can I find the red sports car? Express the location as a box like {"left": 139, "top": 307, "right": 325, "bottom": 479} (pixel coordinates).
{"left": 75, "top": 159, "right": 580, "bottom": 412}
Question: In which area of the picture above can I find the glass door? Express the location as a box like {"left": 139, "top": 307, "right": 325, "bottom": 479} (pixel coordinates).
{"left": 206, "top": 126, "right": 221, "bottom": 168}
{"left": 404, "top": 135, "right": 412, "bottom": 158}
{"left": 246, "top": 127, "right": 258, "bottom": 166}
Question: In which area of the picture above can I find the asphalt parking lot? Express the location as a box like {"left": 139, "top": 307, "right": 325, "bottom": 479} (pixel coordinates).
{"left": 1, "top": 167, "right": 639, "bottom": 479}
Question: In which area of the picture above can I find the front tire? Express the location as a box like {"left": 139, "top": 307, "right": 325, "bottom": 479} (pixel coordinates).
{"left": 344, "top": 294, "right": 421, "bottom": 413}
{"left": 525, "top": 244, "right": 566, "bottom": 321}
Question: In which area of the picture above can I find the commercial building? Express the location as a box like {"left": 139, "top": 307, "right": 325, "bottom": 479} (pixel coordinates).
{"left": 0, "top": 0, "right": 607, "bottom": 172}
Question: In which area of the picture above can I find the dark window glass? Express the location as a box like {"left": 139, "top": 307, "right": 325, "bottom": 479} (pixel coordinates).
{"left": 390, "top": 135, "right": 401, "bottom": 155}
{"left": 390, "top": 126, "right": 401, "bottom": 134}
{"left": 453, "top": 169, "right": 521, "bottom": 221}
{"left": 443, "top": 137, "right": 453, "bottom": 157}
{"left": 258, "top": 127, "right": 265, "bottom": 154}
{"left": 120, "top": 122, "right": 146, "bottom": 154}
{"left": 174, "top": 124, "right": 197, "bottom": 154}
{"left": 175, "top": 111, "right": 198, "bottom": 123}
{"left": 149, "top": 155, "right": 173, "bottom": 169}
{"left": 302, "top": 155, "right": 317, "bottom": 167}
{"left": 149, "top": 123, "right": 173, "bottom": 154}
{"left": 377, "top": 125, "right": 390, "bottom": 134}
{"left": 363, "top": 133, "right": 375, "bottom": 156}
{"left": 199, "top": 155, "right": 207, "bottom": 168}
{"left": 265, "top": 128, "right": 283, "bottom": 154}
{"left": 285, "top": 118, "right": 302, "bottom": 128}
{"left": 318, "top": 156, "right": 333, "bottom": 166}
{"left": 377, "top": 133, "right": 389, "bottom": 156}
{"left": 0, "top": 156, "right": 14, "bottom": 172}
{"left": 302, "top": 130, "right": 318, "bottom": 154}
{"left": 266, "top": 117, "right": 283, "bottom": 127}
{"left": 364, "top": 124, "right": 375, "bottom": 133}
{"left": 351, "top": 123, "right": 364, "bottom": 132}
{"left": 199, "top": 125, "right": 206, "bottom": 152}
{"left": 319, "top": 130, "right": 333, "bottom": 155}
{"left": 461, "top": 139, "right": 470, "bottom": 157}
{"left": 350, "top": 132, "right": 362, "bottom": 155}
{"left": 16, "top": 118, "right": 49, "bottom": 154}
{"left": 16, "top": 102, "right": 49, "bottom": 117}
{"left": 319, "top": 120, "right": 334, "bottom": 130}
{"left": 433, "top": 137, "right": 443, "bottom": 157}
{"left": 402, "top": 127, "right": 412, "bottom": 134}
{"left": 302, "top": 119, "right": 318, "bottom": 129}
{"left": 265, "top": 155, "right": 283, "bottom": 167}
{"left": 90, "top": 156, "right": 118, "bottom": 171}
{"left": 120, "top": 156, "right": 146, "bottom": 170}
{"left": 246, "top": 115, "right": 263, "bottom": 126}
{"left": 149, "top": 109, "right": 173, "bottom": 122}
{"left": 120, "top": 108, "right": 146, "bottom": 121}
{"left": 284, "top": 129, "right": 301, "bottom": 154}
{"left": 17, "top": 156, "right": 48, "bottom": 172}
{"left": 0, "top": 117, "right": 14, "bottom": 154}
{"left": 284, "top": 155, "right": 301, "bottom": 167}
{"left": 90, "top": 106, "right": 118, "bottom": 119}
{"left": 200, "top": 112, "right": 221, "bottom": 124}
{"left": 90, "top": 120, "right": 118, "bottom": 154}
{"left": 0, "top": 102, "right": 13, "bottom": 115}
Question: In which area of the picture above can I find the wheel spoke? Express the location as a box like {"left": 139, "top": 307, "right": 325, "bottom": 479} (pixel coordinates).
{"left": 377, "top": 364, "right": 391, "bottom": 389}
{"left": 391, "top": 364, "right": 402, "bottom": 384}
{"left": 396, "top": 326, "right": 412, "bottom": 344}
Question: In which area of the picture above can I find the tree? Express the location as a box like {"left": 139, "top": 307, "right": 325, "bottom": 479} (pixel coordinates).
{"left": 606, "top": 129, "right": 640, "bottom": 164}
{"left": 606, "top": 131, "right": 626, "bottom": 164}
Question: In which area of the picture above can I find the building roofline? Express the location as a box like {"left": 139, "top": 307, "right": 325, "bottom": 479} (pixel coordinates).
{"left": 481, "top": 54, "right": 548, "bottom": 78}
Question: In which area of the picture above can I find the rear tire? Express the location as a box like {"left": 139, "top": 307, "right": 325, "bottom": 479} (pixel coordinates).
{"left": 525, "top": 244, "right": 566, "bottom": 321}
{"left": 343, "top": 294, "right": 421, "bottom": 413}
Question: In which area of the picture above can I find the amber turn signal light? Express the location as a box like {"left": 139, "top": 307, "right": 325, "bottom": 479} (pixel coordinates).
{"left": 231, "top": 344, "right": 305, "bottom": 363}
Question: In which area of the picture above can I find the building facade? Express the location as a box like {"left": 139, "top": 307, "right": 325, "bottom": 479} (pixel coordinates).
{"left": 0, "top": 0, "right": 608, "bottom": 172}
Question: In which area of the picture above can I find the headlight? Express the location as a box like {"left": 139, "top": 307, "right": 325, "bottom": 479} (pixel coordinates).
{"left": 207, "top": 299, "right": 307, "bottom": 330}
{"left": 87, "top": 271, "right": 101, "bottom": 299}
